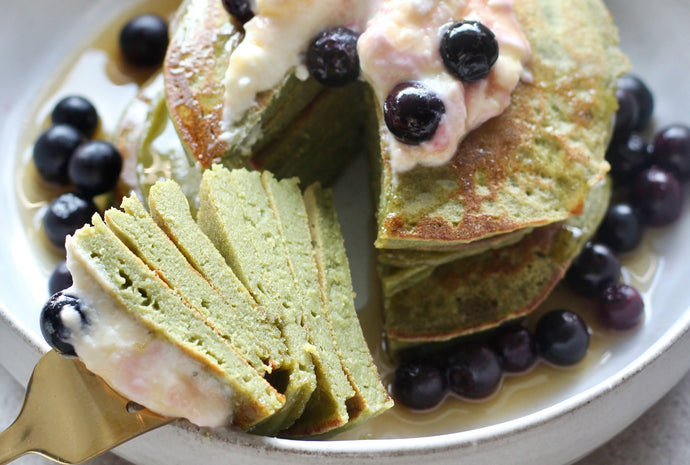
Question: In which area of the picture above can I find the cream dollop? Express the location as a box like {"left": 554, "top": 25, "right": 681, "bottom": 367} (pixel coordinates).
{"left": 64, "top": 240, "right": 236, "bottom": 428}
{"left": 222, "top": 0, "right": 531, "bottom": 173}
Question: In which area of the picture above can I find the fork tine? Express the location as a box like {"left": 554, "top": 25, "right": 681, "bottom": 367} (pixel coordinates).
{"left": 0, "top": 350, "right": 171, "bottom": 465}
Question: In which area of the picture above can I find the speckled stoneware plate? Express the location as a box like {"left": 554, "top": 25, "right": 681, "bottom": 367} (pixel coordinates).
{"left": 2, "top": 0, "right": 690, "bottom": 464}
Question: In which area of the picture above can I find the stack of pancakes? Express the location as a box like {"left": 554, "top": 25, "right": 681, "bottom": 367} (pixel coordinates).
{"left": 116, "top": 0, "right": 627, "bottom": 356}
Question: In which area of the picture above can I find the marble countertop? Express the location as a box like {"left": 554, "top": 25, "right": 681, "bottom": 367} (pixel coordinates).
{"left": 2, "top": 364, "right": 689, "bottom": 465}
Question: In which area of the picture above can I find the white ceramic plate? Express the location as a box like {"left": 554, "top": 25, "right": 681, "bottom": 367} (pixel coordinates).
{"left": 2, "top": 0, "right": 690, "bottom": 464}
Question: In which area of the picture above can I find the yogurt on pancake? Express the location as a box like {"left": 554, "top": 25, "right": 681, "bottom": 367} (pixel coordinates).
{"left": 63, "top": 244, "right": 235, "bottom": 428}
{"left": 221, "top": 0, "right": 531, "bottom": 173}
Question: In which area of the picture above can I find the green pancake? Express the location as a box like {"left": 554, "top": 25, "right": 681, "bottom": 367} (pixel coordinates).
{"left": 103, "top": 194, "right": 289, "bottom": 376}
{"left": 113, "top": 71, "right": 201, "bottom": 208}
{"left": 303, "top": 184, "right": 393, "bottom": 430}
{"left": 261, "top": 172, "right": 355, "bottom": 437}
{"left": 164, "top": 0, "right": 371, "bottom": 188}
{"left": 382, "top": 178, "right": 612, "bottom": 357}
{"left": 66, "top": 215, "right": 285, "bottom": 429}
{"left": 197, "top": 166, "right": 317, "bottom": 435}
{"left": 164, "top": 0, "right": 627, "bottom": 252}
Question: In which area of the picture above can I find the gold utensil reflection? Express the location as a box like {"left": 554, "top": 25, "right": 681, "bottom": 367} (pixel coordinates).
{"left": 0, "top": 350, "right": 172, "bottom": 464}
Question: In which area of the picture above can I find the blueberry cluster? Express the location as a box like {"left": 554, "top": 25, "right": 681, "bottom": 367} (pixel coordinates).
{"left": 384, "top": 20, "right": 498, "bottom": 145}
{"left": 605, "top": 74, "right": 688, "bottom": 231}
{"left": 38, "top": 15, "right": 172, "bottom": 297}
{"left": 33, "top": 96, "right": 120, "bottom": 253}
{"left": 299, "top": 19, "right": 499, "bottom": 145}
{"left": 391, "top": 310, "right": 589, "bottom": 411}
{"left": 586, "top": 73, "right": 690, "bottom": 328}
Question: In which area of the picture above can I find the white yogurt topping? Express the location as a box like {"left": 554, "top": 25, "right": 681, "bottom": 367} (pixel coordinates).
{"left": 64, "top": 240, "right": 235, "bottom": 428}
{"left": 221, "top": 0, "right": 531, "bottom": 173}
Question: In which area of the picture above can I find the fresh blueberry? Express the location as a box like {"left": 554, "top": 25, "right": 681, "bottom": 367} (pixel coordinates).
{"left": 440, "top": 20, "right": 499, "bottom": 82}
{"left": 51, "top": 96, "right": 99, "bottom": 138}
{"left": 612, "top": 87, "right": 640, "bottom": 143}
{"left": 566, "top": 242, "right": 621, "bottom": 298}
{"left": 597, "top": 283, "right": 645, "bottom": 330}
{"left": 43, "top": 192, "right": 98, "bottom": 248}
{"left": 119, "top": 14, "right": 169, "bottom": 67}
{"left": 384, "top": 82, "right": 445, "bottom": 145}
{"left": 391, "top": 361, "right": 447, "bottom": 410}
{"left": 617, "top": 74, "right": 654, "bottom": 131}
{"left": 40, "top": 292, "right": 87, "bottom": 355}
{"left": 32, "top": 125, "right": 85, "bottom": 184}
{"left": 630, "top": 166, "right": 683, "bottom": 227}
{"left": 535, "top": 310, "right": 589, "bottom": 366}
{"left": 446, "top": 343, "right": 502, "bottom": 400}
{"left": 68, "top": 140, "right": 123, "bottom": 196}
{"left": 492, "top": 325, "right": 538, "bottom": 373}
{"left": 48, "top": 260, "right": 73, "bottom": 296}
{"left": 605, "top": 132, "right": 653, "bottom": 185}
{"left": 651, "top": 125, "right": 690, "bottom": 181}
{"left": 306, "top": 27, "right": 360, "bottom": 87}
{"left": 596, "top": 203, "right": 643, "bottom": 254}
{"left": 222, "top": 0, "right": 254, "bottom": 24}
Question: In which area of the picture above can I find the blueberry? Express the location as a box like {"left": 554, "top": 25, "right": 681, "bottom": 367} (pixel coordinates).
{"left": 492, "top": 325, "right": 538, "bottom": 373}
{"left": 68, "top": 140, "right": 123, "bottom": 196}
{"left": 306, "top": 27, "right": 360, "bottom": 88}
{"left": 596, "top": 203, "right": 643, "bottom": 254}
{"left": 222, "top": 0, "right": 254, "bottom": 24}
{"left": 384, "top": 82, "right": 445, "bottom": 145}
{"left": 597, "top": 283, "right": 645, "bottom": 330}
{"left": 612, "top": 87, "right": 640, "bottom": 143}
{"left": 651, "top": 125, "right": 690, "bottom": 181}
{"left": 617, "top": 74, "right": 654, "bottom": 131}
{"left": 440, "top": 20, "right": 499, "bottom": 82}
{"left": 391, "top": 361, "right": 446, "bottom": 410}
{"left": 43, "top": 192, "right": 98, "bottom": 249}
{"left": 119, "top": 14, "right": 169, "bottom": 67}
{"left": 605, "top": 132, "right": 653, "bottom": 185}
{"left": 51, "top": 96, "right": 99, "bottom": 138}
{"left": 40, "top": 292, "right": 87, "bottom": 355}
{"left": 48, "top": 260, "right": 73, "bottom": 295}
{"left": 630, "top": 166, "right": 683, "bottom": 227}
{"left": 446, "top": 343, "right": 502, "bottom": 400}
{"left": 566, "top": 242, "right": 621, "bottom": 298}
{"left": 535, "top": 310, "right": 589, "bottom": 366}
{"left": 32, "top": 125, "right": 85, "bottom": 184}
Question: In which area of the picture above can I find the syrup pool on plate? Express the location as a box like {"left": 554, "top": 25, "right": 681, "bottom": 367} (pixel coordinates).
{"left": 14, "top": 0, "right": 663, "bottom": 441}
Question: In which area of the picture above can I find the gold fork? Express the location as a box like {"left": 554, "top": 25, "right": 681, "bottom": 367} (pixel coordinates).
{"left": 0, "top": 350, "right": 172, "bottom": 464}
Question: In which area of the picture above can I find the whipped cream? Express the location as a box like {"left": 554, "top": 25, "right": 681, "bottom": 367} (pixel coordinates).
{"left": 64, "top": 240, "right": 236, "bottom": 428}
{"left": 221, "top": 0, "right": 531, "bottom": 173}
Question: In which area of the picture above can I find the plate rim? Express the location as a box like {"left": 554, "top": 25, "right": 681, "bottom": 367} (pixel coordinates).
{"left": 2, "top": 0, "right": 690, "bottom": 463}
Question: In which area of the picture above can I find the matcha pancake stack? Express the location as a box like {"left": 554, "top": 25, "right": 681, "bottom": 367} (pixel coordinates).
{"left": 64, "top": 168, "right": 391, "bottom": 436}
{"left": 158, "top": 0, "right": 627, "bottom": 355}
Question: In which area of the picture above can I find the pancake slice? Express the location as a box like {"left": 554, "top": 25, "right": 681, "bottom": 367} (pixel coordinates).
{"left": 197, "top": 165, "right": 317, "bottom": 435}
{"left": 103, "top": 194, "right": 288, "bottom": 377}
{"left": 261, "top": 172, "right": 354, "bottom": 437}
{"left": 146, "top": 180, "right": 288, "bottom": 357}
{"left": 303, "top": 183, "right": 394, "bottom": 428}
{"left": 66, "top": 215, "right": 285, "bottom": 429}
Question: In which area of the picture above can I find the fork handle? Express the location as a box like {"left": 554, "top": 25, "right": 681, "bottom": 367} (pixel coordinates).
{"left": 0, "top": 414, "right": 37, "bottom": 464}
